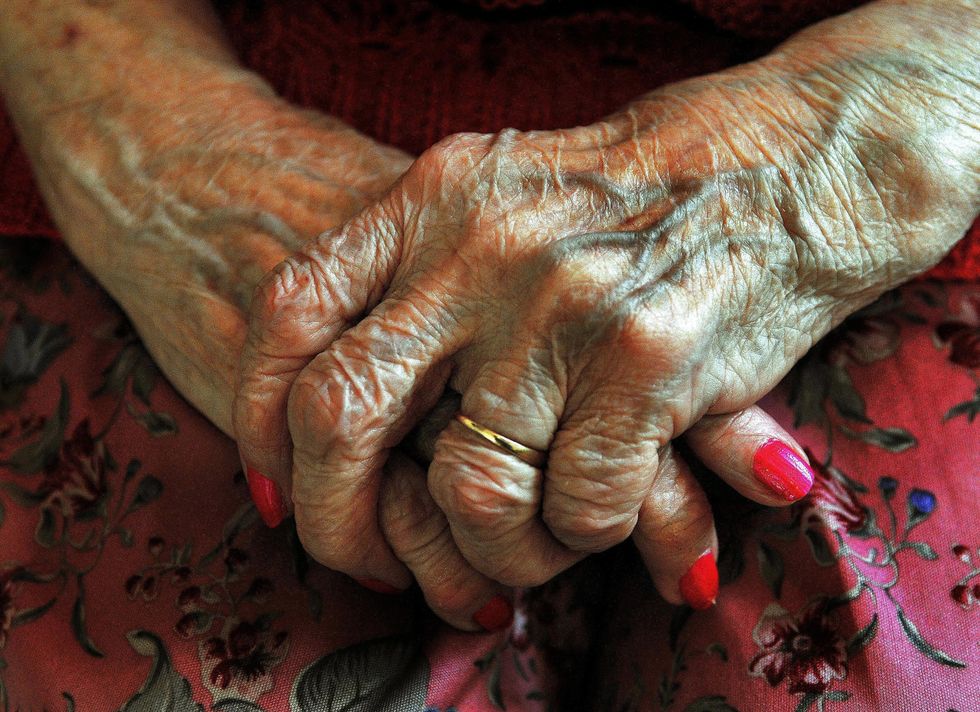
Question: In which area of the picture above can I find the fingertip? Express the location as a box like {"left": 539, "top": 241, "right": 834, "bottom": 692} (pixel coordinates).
{"left": 752, "top": 439, "right": 814, "bottom": 502}
{"left": 380, "top": 452, "right": 510, "bottom": 631}
{"left": 472, "top": 594, "right": 514, "bottom": 632}
{"left": 678, "top": 549, "right": 719, "bottom": 611}
{"left": 686, "top": 407, "right": 814, "bottom": 506}
{"left": 246, "top": 465, "right": 288, "bottom": 528}
{"left": 634, "top": 447, "right": 719, "bottom": 609}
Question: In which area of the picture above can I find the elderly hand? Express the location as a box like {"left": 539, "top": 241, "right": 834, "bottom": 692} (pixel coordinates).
{"left": 235, "top": 93, "right": 833, "bottom": 604}
{"left": 0, "top": 0, "right": 415, "bottom": 435}
{"left": 0, "top": 0, "right": 793, "bottom": 629}
{"left": 232, "top": 0, "right": 978, "bottom": 628}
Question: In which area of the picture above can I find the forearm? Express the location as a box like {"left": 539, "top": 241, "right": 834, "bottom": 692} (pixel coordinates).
{"left": 604, "top": 0, "right": 978, "bottom": 312}
{"left": 767, "top": 0, "right": 980, "bottom": 279}
{"left": 0, "top": 0, "right": 412, "bottom": 432}
{"left": 0, "top": 0, "right": 409, "bottom": 283}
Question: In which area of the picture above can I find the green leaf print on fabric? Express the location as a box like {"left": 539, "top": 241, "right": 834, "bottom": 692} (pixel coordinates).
{"left": 473, "top": 646, "right": 508, "bottom": 710}
{"left": 894, "top": 606, "right": 965, "bottom": 668}
{"left": 943, "top": 387, "right": 980, "bottom": 423}
{"left": 126, "top": 404, "right": 179, "bottom": 437}
{"left": 838, "top": 426, "right": 917, "bottom": 453}
{"left": 844, "top": 613, "right": 877, "bottom": 657}
{"left": 92, "top": 322, "right": 179, "bottom": 437}
{"left": 71, "top": 576, "right": 105, "bottom": 658}
{"left": 681, "top": 696, "right": 739, "bottom": 712}
{"left": 290, "top": 636, "right": 429, "bottom": 712}
{"left": 212, "top": 700, "right": 268, "bottom": 711}
{"left": 785, "top": 289, "right": 933, "bottom": 456}
{"left": 121, "top": 630, "right": 205, "bottom": 712}
{"left": 757, "top": 542, "right": 785, "bottom": 599}
{"left": 5, "top": 379, "right": 69, "bottom": 474}
{"left": 0, "top": 308, "right": 71, "bottom": 410}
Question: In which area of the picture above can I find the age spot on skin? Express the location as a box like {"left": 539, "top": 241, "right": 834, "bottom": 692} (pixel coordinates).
{"left": 56, "top": 24, "right": 82, "bottom": 48}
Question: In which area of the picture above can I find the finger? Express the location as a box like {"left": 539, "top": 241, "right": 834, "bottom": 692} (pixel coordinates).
{"left": 541, "top": 377, "right": 666, "bottom": 554}
{"left": 633, "top": 445, "right": 719, "bottom": 610}
{"left": 286, "top": 291, "right": 458, "bottom": 588}
{"left": 427, "top": 352, "right": 583, "bottom": 587}
{"left": 684, "top": 405, "right": 815, "bottom": 505}
{"left": 380, "top": 452, "right": 514, "bottom": 632}
{"left": 233, "top": 201, "right": 401, "bottom": 524}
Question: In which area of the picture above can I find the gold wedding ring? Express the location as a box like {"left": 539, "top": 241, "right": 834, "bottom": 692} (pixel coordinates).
{"left": 454, "top": 413, "right": 547, "bottom": 468}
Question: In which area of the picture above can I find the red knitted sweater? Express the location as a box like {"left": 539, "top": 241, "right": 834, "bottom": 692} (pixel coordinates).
{"left": 1, "top": 0, "right": 976, "bottom": 277}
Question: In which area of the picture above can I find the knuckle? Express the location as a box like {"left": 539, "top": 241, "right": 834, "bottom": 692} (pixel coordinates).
{"left": 429, "top": 439, "right": 535, "bottom": 536}
{"left": 553, "top": 423, "right": 650, "bottom": 470}
{"left": 250, "top": 256, "right": 310, "bottom": 327}
{"left": 439, "top": 468, "right": 525, "bottom": 533}
{"left": 380, "top": 477, "right": 440, "bottom": 544}
{"left": 287, "top": 356, "right": 387, "bottom": 454}
{"left": 543, "top": 498, "right": 637, "bottom": 552}
{"left": 615, "top": 305, "right": 700, "bottom": 360}
{"left": 248, "top": 252, "right": 355, "bottom": 352}
{"left": 425, "top": 131, "right": 491, "bottom": 164}
{"left": 414, "top": 132, "right": 498, "bottom": 189}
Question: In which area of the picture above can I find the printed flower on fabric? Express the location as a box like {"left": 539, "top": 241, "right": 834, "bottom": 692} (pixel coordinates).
{"left": 950, "top": 544, "right": 980, "bottom": 610}
{"left": 749, "top": 598, "right": 847, "bottom": 694}
{"left": 935, "top": 294, "right": 980, "bottom": 369}
{"left": 199, "top": 616, "right": 289, "bottom": 703}
{"left": 799, "top": 455, "right": 866, "bottom": 534}
{"left": 37, "top": 419, "right": 107, "bottom": 520}
{"left": 827, "top": 313, "right": 901, "bottom": 366}
{"left": 0, "top": 412, "right": 45, "bottom": 458}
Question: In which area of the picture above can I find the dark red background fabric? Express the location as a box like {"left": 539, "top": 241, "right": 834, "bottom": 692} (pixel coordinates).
{"left": 1, "top": 0, "right": 976, "bottom": 277}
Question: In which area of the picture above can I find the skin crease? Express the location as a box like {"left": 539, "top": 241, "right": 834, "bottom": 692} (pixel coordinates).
{"left": 1, "top": 0, "right": 977, "bottom": 630}
{"left": 236, "top": 1, "right": 979, "bottom": 599}
{"left": 0, "top": 0, "right": 768, "bottom": 626}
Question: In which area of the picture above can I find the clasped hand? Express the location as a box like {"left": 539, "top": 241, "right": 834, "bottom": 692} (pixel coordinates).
{"left": 233, "top": 69, "right": 922, "bottom": 629}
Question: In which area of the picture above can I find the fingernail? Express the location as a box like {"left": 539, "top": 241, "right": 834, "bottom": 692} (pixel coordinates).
{"left": 355, "top": 578, "right": 404, "bottom": 595}
{"left": 473, "top": 595, "right": 513, "bottom": 632}
{"left": 752, "top": 440, "right": 815, "bottom": 502}
{"left": 679, "top": 550, "right": 718, "bottom": 610}
{"left": 246, "top": 466, "right": 287, "bottom": 528}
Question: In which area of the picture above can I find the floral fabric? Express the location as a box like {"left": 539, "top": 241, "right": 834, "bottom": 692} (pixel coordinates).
{"left": 1, "top": 234, "right": 978, "bottom": 710}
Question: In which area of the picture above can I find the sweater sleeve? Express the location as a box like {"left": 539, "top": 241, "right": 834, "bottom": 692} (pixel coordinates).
{"left": 2, "top": 0, "right": 976, "bottom": 279}
{"left": 685, "top": 0, "right": 869, "bottom": 40}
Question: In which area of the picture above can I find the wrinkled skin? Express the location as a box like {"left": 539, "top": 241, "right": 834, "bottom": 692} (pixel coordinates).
{"left": 234, "top": 24, "right": 979, "bottom": 627}
{"left": 1, "top": 0, "right": 795, "bottom": 626}
{"left": 3, "top": 0, "right": 977, "bottom": 632}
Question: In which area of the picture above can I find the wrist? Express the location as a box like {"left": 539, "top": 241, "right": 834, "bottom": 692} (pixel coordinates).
{"left": 602, "top": 1, "right": 977, "bottom": 302}
{"left": 764, "top": 6, "right": 980, "bottom": 283}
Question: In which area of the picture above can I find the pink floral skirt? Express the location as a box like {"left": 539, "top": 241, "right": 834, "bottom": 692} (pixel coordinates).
{"left": 0, "top": 238, "right": 978, "bottom": 710}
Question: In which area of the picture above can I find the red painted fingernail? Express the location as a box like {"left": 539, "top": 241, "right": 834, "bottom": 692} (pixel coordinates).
{"left": 752, "top": 440, "right": 815, "bottom": 502}
{"left": 355, "top": 578, "right": 404, "bottom": 595}
{"left": 473, "top": 595, "right": 513, "bottom": 631}
{"left": 679, "top": 550, "right": 718, "bottom": 610}
{"left": 246, "top": 466, "right": 287, "bottom": 528}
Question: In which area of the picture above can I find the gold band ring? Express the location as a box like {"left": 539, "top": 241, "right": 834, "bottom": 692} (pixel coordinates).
{"left": 454, "top": 413, "right": 547, "bottom": 468}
